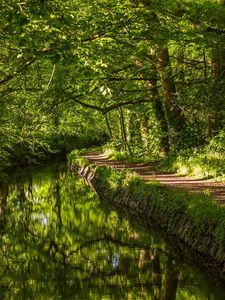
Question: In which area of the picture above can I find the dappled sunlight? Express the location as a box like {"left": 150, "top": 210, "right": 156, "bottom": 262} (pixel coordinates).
{"left": 83, "top": 151, "right": 225, "bottom": 204}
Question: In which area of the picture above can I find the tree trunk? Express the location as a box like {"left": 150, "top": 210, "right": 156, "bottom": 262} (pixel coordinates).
{"left": 140, "top": 115, "right": 149, "bottom": 151}
{"left": 155, "top": 46, "right": 186, "bottom": 148}
{"left": 104, "top": 113, "right": 114, "bottom": 140}
{"left": 118, "top": 108, "right": 132, "bottom": 154}
{"left": 208, "top": 46, "right": 225, "bottom": 137}
{"left": 128, "top": 111, "right": 143, "bottom": 147}
{"left": 147, "top": 71, "right": 170, "bottom": 154}
{"left": 208, "top": 0, "right": 225, "bottom": 137}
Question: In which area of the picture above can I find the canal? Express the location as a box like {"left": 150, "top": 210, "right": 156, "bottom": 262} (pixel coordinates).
{"left": 0, "top": 162, "right": 224, "bottom": 299}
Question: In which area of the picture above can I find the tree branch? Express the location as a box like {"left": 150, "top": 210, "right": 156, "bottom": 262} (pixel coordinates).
{"left": 72, "top": 97, "right": 104, "bottom": 113}
{"left": 101, "top": 77, "right": 159, "bottom": 81}
{"left": 68, "top": 93, "right": 154, "bottom": 114}
{"left": 0, "top": 58, "right": 36, "bottom": 85}
{"left": 0, "top": 48, "right": 53, "bottom": 86}
{"left": 103, "top": 97, "right": 153, "bottom": 114}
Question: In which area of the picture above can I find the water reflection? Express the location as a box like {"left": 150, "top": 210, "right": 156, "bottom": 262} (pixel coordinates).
{"left": 0, "top": 163, "right": 224, "bottom": 299}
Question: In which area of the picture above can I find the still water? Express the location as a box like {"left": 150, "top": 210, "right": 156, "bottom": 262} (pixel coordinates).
{"left": 0, "top": 162, "right": 225, "bottom": 299}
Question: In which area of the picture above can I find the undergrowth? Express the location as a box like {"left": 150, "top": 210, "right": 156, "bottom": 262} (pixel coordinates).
{"left": 102, "top": 143, "right": 159, "bottom": 163}
{"left": 159, "top": 131, "right": 225, "bottom": 180}
{"left": 160, "top": 149, "right": 225, "bottom": 180}
{"left": 67, "top": 147, "right": 101, "bottom": 166}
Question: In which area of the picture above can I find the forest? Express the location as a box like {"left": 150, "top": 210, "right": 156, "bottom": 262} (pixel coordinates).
{"left": 1, "top": 0, "right": 225, "bottom": 179}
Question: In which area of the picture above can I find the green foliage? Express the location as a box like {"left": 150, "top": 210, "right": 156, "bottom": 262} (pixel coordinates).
{"left": 95, "top": 166, "right": 132, "bottom": 190}
{"left": 67, "top": 149, "right": 90, "bottom": 167}
{"left": 102, "top": 141, "right": 160, "bottom": 163}
{"left": 160, "top": 132, "right": 225, "bottom": 180}
{"left": 1, "top": 0, "right": 225, "bottom": 179}
{"left": 207, "top": 131, "right": 225, "bottom": 154}
{"left": 102, "top": 144, "right": 141, "bottom": 163}
{"left": 122, "top": 173, "right": 152, "bottom": 198}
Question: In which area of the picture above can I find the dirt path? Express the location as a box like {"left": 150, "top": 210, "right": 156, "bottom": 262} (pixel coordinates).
{"left": 83, "top": 151, "right": 225, "bottom": 204}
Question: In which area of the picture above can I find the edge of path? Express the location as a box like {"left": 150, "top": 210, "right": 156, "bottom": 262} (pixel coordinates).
{"left": 83, "top": 151, "right": 225, "bottom": 204}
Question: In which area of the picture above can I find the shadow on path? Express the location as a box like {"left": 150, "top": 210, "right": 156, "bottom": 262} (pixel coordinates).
{"left": 83, "top": 151, "right": 225, "bottom": 204}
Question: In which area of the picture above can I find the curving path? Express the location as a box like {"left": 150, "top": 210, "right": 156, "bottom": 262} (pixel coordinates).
{"left": 83, "top": 151, "right": 225, "bottom": 204}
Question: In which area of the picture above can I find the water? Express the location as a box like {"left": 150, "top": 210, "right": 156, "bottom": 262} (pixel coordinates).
{"left": 0, "top": 162, "right": 225, "bottom": 299}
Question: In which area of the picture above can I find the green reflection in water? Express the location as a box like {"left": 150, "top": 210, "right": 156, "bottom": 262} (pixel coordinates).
{"left": 0, "top": 162, "right": 224, "bottom": 299}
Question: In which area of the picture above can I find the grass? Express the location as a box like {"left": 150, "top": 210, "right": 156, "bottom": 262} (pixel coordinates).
{"left": 93, "top": 166, "right": 225, "bottom": 251}
{"left": 67, "top": 146, "right": 102, "bottom": 166}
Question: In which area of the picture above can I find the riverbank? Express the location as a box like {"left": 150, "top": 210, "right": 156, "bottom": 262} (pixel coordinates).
{"left": 70, "top": 152, "right": 225, "bottom": 273}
